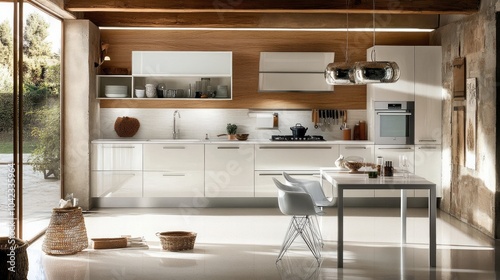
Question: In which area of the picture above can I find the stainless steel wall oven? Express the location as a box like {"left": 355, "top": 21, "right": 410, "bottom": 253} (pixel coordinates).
{"left": 374, "top": 101, "right": 414, "bottom": 145}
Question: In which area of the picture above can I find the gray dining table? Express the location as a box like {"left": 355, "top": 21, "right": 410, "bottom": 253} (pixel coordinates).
{"left": 320, "top": 168, "right": 437, "bottom": 268}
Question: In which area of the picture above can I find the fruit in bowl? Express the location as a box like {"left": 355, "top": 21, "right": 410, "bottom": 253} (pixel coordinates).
{"left": 343, "top": 156, "right": 365, "bottom": 173}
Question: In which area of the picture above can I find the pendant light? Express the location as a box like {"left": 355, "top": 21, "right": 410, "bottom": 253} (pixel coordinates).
{"left": 352, "top": 0, "right": 400, "bottom": 84}
{"left": 324, "top": 0, "right": 356, "bottom": 85}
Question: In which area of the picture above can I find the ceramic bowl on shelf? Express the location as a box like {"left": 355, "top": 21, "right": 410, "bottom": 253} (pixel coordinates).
{"left": 105, "top": 85, "right": 128, "bottom": 98}
{"left": 135, "top": 89, "right": 145, "bottom": 98}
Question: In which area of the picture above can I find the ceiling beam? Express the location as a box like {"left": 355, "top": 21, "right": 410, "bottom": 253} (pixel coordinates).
{"left": 84, "top": 12, "right": 439, "bottom": 29}
{"left": 65, "top": 0, "right": 479, "bottom": 15}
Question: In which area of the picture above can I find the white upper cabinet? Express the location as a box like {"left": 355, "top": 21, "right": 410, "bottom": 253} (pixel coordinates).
{"left": 258, "top": 52, "right": 334, "bottom": 92}
{"left": 132, "top": 51, "right": 232, "bottom": 76}
{"left": 366, "top": 46, "right": 415, "bottom": 101}
{"left": 414, "top": 46, "right": 442, "bottom": 144}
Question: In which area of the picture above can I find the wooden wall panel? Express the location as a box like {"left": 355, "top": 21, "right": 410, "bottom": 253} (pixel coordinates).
{"left": 99, "top": 30, "right": 429, "bottom": 109}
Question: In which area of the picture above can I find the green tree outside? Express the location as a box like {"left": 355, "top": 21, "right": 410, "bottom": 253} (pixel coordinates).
{"left": 0, "top": 12, "right": 61, "bottom": 178}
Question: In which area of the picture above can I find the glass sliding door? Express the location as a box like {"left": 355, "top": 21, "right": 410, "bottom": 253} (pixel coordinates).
{"left": 0, "top": 1, "right": 62, "bottom": 240}
{"left": 22, "top": 3, "right": 62, "bottom": 240}
{"left": 0, "top": 2, "right": 15, "bottom": 237}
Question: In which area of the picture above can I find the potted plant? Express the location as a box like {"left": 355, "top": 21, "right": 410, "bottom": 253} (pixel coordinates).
{"left": 226, "top": 123, "right": 237, "bottom": 140}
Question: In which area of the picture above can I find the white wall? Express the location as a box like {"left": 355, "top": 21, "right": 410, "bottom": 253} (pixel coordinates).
{"left": 99, "top": 108, "right": 367, "bottom": 141}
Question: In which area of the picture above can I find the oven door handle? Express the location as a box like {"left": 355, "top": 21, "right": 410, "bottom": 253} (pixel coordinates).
{"left": 377, "top": 112, "right": 412, "bottom": 116}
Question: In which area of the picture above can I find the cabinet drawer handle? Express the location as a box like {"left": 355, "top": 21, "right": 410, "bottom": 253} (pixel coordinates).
{"left": 162, "top": 173, "right": 186, "bottom": 177}
{"left": 217, "top": 147, "right": 240, "bottom": 150}
{"left": 103, "top": 146, "right": 136, "bottom": 149}
{"left": 418, "top": 139, "right": 437, "bottom": 142}
{"left": 258, "top": 173, "right": 284, "bottom": 176}
{"left": 259, "top": 146, "right": 332, "bottom": 150}
{"left": 377, "top": 148, "right": 413, "bottom": 150}
{"left": 162, "top": 146, "right": 186, "bottom": 149}
{"left": 418, "top": 147, "right": 438, "bottom": 150}
{"left": 344, "top": 146, "right": 367, "bottom": 150}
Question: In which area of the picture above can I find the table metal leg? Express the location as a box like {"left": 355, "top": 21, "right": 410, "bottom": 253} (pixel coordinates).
{"left": 338, "top": 187, "right": 344, "bottom": 268}
{"left": 401, "top": 189, "right": 407, "bottom": 244}
{"left": 430, "top": 187, "right": 436, "bottom": 267}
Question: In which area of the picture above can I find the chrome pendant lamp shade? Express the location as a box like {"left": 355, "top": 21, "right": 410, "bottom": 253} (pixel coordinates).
{"left": 353, "top": 60, "right": 400, "bottom": 83}
{"left": 325, "top": 62, "right": 355, "bottom": 85}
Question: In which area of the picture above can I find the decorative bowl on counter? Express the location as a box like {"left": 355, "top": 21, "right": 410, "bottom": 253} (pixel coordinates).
{"left": 343, "top": 156, "right": 365, "bottom": 173}
{"left": 235, "top": 134, "right": 249, "bottom": 141}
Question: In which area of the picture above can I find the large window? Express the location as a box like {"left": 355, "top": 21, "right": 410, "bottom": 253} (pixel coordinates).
{"left": 0, "top": 1, "right": 61, "bottom": 240}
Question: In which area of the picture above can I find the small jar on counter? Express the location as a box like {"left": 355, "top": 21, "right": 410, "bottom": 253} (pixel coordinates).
{"left": 376, "top": 156, "right": 384, "bottom": 176}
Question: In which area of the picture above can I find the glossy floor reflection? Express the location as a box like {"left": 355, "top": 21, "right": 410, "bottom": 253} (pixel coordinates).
{"left": 26, "top": 207, "right": 498, "bottom": 279}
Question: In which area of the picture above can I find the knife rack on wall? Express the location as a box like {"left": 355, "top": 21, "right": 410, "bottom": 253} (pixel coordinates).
{"left": 311, "top": 109, "right": 347, "bottom": 129}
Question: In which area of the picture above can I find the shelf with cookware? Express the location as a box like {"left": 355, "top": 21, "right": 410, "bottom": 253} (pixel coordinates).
{"left": 96, "top": 51, "right": 233, "bottom": 100}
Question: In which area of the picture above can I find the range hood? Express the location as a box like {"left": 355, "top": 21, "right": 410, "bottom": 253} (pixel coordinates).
{"left": 258, "top": 52, "right": 334, "bottom": 92}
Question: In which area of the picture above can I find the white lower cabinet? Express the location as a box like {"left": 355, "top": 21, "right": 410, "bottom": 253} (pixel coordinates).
{"left": 254, "top": 144, "right": 338, "bottom": 197}
{"left": 415, "top": 145, "right": 442, "bottom": 197}
{"left": 374, "top": 145, "right": 415, "bottom": 197}
{"left": 143, "top": 171, "right": 204, "bottom": 197}
{"left": 143, "top": 143, "right": 204, "bottom": 197}
{"left": 91, "top": 171, "right": 143, "bottom": 197}
{"left": 205, "top": 144, "right": 255, "bottom": 197}
{"left": 255, "top": 171, "right": 321, "bottom": 197}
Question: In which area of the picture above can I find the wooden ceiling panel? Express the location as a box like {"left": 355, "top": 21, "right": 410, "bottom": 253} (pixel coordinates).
{"left": 84, "top": 12, "right": 439, "bottom": 29}
{"left": 65, "top": 0, "right": 479, "bottom": 14}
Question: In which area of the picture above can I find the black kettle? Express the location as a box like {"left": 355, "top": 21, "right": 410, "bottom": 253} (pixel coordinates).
{"left": 290, "top": 123, "right": 308, "bottom": 138}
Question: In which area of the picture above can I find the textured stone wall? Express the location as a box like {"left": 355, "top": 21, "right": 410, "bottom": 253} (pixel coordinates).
{"left": 63, "top": 20, "right": 100, "bottom": 210}
{"left": 431, "top": 0, "right": 497, "bottom": 237}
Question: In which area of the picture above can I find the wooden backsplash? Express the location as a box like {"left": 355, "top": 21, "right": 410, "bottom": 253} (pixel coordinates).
{"left": 99, "top": 30, "right": 429, "bottom": 109}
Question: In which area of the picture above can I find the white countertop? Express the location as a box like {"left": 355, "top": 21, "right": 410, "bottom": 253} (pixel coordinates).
{"left": 91, "top": 139, "right": 375, "bottom": 145}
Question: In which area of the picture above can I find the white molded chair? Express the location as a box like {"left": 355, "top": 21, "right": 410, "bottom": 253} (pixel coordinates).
{"left": 282, "top": 172, "right": 337, "bottom": 209}
{"left": 273, "top": 178, "right": 322, "bottom": 264}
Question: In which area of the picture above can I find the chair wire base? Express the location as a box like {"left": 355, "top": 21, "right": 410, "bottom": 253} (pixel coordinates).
{"left": 276, "top": 215, "right": 322, "bottom": 265}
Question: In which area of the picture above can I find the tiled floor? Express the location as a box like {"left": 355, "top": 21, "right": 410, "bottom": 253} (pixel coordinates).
{"left": 26, "top": 207, "right": 498, "bottom": 279}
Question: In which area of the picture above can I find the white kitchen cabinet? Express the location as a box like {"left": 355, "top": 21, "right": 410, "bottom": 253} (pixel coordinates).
{"left": 339, "top": 144, "right": 375, "bottom": 197}
{"left": 254, "top": 144, "right": 338, "bottom": 197}
{"left": 91, "top": 143, "right": 143, "bottom": 198}
{"left": 414, "top": 145, "right": 442, "bottom": 197}
{"left": 91, "top": 143, "right": 142, "bottom": 171}
{"left": 98, "top": 51, "right": 233, "bottom": 100}
{"left": 205, "top": 144, "right": 255, "bottom": 197}
{"left": 255, "top": 171, "right": 321, "bottom": 197}
{"left": 255, "top": 144, "right": 337, "bottom": 170}
{"left": 414, "top": 46, "right": 442, "bottom": 144}
{"left": 374, "top": 145, "right": 415, "bottom": 197}
{"left": 91, "top": 171, "right": 143, "bottom": 197}
{"left": 366, "top": 46, "right": 415, "bottom": 102}
{"left": 132, "top": 51, "right": 232, "bottom": 76}
{"left": 143, "top": 171, "right": 204, "bottom": 197}
{"left": 143, "top": 143, "right": 204, "bottom": 197}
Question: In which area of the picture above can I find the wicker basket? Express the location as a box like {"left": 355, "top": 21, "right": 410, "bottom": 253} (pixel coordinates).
{"left": 92, "top": 238, "right": 127, "bottom": 249}
{"left": 42, "top": 207, "right": 88, "bottom": 255}
{"left": 157, "top": 231, "right": 197, "bottom": 252}
{"left": 0, "top": 237, "right": 29, "bottom": 280}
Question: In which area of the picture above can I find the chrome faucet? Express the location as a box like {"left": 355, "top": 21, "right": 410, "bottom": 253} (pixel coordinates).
{"left": 173, "top": 110, "right": 181, "bottom": 139}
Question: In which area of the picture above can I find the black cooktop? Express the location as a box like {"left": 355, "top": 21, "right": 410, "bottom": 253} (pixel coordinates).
{"left": 271, "top": 135, "right": 325, "bottom": 141}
